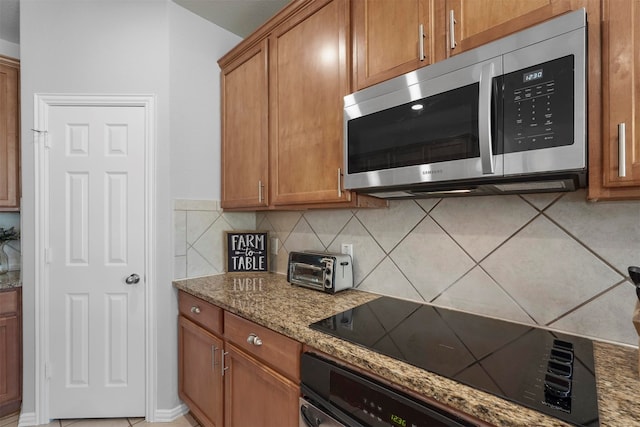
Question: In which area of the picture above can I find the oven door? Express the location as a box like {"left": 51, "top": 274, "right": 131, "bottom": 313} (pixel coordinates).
{"left": 299, "top": 397, "right": 348, "bottom": 427}
{"left": 343, "top": 56, "right": 504, "bottom": 192}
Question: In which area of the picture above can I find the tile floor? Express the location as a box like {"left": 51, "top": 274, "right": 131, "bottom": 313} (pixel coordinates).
{"left": 0, "top": 412, "right": 199, "bottom": 427}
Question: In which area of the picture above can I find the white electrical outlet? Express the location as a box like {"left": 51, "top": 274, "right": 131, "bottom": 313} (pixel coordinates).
{"left": 341, "top": 243, "right": 354, "bottom": 260}
{"left": 270, "top": 237, "right": 279, "bottom": 255}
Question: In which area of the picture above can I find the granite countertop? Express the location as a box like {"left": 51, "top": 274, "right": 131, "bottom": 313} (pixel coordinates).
{"left": 0, "top": 270, "right": 21, "bottom": 291}
{"left": 174, "top": 272, "right": 640, "bottom": 427}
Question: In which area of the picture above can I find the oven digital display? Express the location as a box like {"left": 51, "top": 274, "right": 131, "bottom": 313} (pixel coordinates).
{"left": 390, "top": 413, "right": 407, "bottom": 426}
{"left": 329, "top": 371, "right": 463, "bottom": 427}
{"left": 523, "top": 69, "right": 543, "bottom": 83}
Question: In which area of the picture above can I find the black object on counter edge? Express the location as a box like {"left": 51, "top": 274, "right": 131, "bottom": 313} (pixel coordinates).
{"left": 630, "top": 266, "right": 640, "bottom": 301}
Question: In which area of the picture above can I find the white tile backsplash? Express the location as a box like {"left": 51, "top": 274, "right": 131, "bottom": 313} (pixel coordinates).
{"left": 356, "top": 200, "right": 425, "bottom": 253}
{"left": 482, "top": 215, "right": 623, "bottom": 324}
{"left": 173, "top": 191, "right": 640, "bottom": 346}
{"left": 433, "top": 266, "right": 533, "bottom": 324}
{"left": 173, "top": 200, "right": 255, "bottom": 280}
{"left": 430, "top": 195, "right": 538, "bottom": 261}
{"left": 390, "top": 217, "right": 476, "bottom": 301}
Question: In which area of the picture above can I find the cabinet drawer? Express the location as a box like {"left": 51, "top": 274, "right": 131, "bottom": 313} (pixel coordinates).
{"left": 178, "top": 291, "right": 223, "bottom": 335}
{"left": 224, "top": 311, "right": 301, "bottom": 381}
{"left": 0, "top": 289, "right": 19, "bottom": 316}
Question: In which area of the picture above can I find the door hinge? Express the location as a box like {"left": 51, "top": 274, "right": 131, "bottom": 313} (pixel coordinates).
{"left": 31, "top": 129, "right": 50, "bottom": 148}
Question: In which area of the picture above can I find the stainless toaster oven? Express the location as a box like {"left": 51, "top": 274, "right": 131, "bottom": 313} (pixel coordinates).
{"left": 287, "top": 251, "right": 353, "bottom": 294}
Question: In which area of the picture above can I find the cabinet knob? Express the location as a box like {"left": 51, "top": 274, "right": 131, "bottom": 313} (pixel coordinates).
{"left": 190, "top": 306, "right": 201, "bottom": 314}
{"left": 247, "top": 333, "right": 263, "bottom": 346}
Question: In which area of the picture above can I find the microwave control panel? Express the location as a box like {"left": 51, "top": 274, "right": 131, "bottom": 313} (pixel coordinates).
{"left": 503, "top": 55, "right": 575, "bottom": 153}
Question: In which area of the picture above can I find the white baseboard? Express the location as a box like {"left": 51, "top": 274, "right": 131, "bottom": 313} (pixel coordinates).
{"left": 153, "top": 404, "right": 189, "bottom": 423}
{"left": 17, "top": 407, "right": 189, "bottom": 426}
{"left": 17, "top": 412, "right": 38, "bottom": 427}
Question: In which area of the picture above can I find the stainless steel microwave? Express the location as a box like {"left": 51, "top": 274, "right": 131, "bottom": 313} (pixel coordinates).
{"left": 344, "top": 9, "right": 587, "bottom": 198}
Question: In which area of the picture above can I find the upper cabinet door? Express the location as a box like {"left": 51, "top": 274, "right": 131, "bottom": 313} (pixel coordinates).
{"left": 446, "top": 0, "right": 574, "bottom": 56}
{"left": 0, "top": 57, "right": 20, "bottom": 211}
{"left": 269, "top": 0, "right": 352, "bottom": 206}
{"left": 592, "top": 0, "right": 640, "bottom": 199}
{"left": 220, "top": 40, "right": 270, "bottom": 209}
{"left": 352, "top": 0, "right": 436, "bottom": 91}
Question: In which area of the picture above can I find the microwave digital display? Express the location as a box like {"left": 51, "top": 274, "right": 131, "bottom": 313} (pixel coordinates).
{"left": 523, "top": 69, "right": 543, "bottom": 82}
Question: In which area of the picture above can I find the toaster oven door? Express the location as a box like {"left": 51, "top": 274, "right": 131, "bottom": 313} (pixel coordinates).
{"left": 289, "top": 262, "right": 326, "bottom": 290}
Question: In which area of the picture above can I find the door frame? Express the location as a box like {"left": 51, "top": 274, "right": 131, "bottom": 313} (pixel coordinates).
{"left": 33, "top": 94, "right": 157, "bottom": 423}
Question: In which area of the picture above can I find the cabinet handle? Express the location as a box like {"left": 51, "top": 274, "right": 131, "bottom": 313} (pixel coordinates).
{"left": 449, "top": 10, "right": 457, "bottom": 50}
{"left": 221, "top": 350, "right": 229, "bottom": 376}
{"left": 211, "top": 345, "right": 218, "bottom": 369}
{"left": 190, "top": 306, "right": 201, "bottom": 314}
{"left": 337, "top": 168, "right": 342, "bottom": 198}
{"left": 258, "top": 180, "right": 264, "bottom": 203}
{"left": 247, "top": 333, "right": 263, "bottom": 346}
{"left": 419, "top": 24, "right": 426, "bottom": 61}
{"left": 618, "top": 123, "right": 626, "bottom": 178}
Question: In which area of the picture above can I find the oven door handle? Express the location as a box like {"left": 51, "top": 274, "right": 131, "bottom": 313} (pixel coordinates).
{"left": 300, "top": 403, "right": 321, "bottom": 427}
{"left": 479, "top": 61, "right": 496, "bottom": 175}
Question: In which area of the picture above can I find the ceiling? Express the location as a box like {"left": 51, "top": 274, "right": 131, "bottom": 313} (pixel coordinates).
{"left": 174, "top": 0, "right": 289, "bottom": 38}
{"left": 0, "top": 0, "right": 290, "bottom": 45}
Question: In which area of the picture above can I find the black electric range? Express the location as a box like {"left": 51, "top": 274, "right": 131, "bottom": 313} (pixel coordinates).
{"left": 310, "top": 296, "right": 599, "bottom": 426}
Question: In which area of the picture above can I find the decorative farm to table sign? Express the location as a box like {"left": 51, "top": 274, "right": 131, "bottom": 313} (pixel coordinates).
{"left": 225, "top": 231, "right": 269, "bottom": 272}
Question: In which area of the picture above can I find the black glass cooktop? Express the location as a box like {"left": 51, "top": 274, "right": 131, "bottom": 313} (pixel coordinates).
{"left": 310, "top": 296, "right": 599, "bottom": 426}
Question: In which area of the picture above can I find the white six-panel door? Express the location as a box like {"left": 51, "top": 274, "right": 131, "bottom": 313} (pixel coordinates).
{"left": 46, "top": 104, "right": 146, "bottom": 418}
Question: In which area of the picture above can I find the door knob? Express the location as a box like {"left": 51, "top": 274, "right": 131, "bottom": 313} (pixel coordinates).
{"left": 125, "top": 273, "right": 141, "bottom": 285}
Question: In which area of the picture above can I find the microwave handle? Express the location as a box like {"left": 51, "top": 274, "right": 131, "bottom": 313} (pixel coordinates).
{"left": 479, "top": 62, "right": 495, "bottom": 175}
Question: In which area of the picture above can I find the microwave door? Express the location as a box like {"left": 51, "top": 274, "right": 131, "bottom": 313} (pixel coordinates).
{"left": 343, "top": 57, "right": 504, "bottom": 191}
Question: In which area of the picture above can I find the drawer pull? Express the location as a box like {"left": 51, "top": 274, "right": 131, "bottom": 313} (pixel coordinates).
{"left": 222, "top": 350, "right": 229, "bottom": 376}
{"left": 211, "top": 345, "right": 219, "bottom": 369}
{"left": 247, "top": 333, "right": 263, "bottom": 346}
{"left": 190, "top": 306, "right": 201, "bottom": 314}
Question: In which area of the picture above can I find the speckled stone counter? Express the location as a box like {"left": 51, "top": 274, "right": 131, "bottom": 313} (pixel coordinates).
{"left": 0, "top": 270, "right": 20, "bottom": 290}
{"left": 174, "top": 273, "right": 640, "bottom": 427}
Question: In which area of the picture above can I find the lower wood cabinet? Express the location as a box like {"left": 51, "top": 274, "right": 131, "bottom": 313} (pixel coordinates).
{"left": 224, "top": 343, "right": 299, "bottom": 427}
{"left": 177, "top": 291, "right": 301, "bottom": 427}
{"left": 0, "top": 288, "right": 21, "bottom": 417}
{"left": 178, "top": 316, "right": 224, "bottom": 427}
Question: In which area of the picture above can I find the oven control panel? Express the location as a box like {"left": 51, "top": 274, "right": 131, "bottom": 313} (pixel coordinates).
{"left": 301, "top": 353, "right": 477, "bottom": 427}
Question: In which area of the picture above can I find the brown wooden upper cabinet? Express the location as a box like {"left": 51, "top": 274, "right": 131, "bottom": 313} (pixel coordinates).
{"left": 351, "top": 0, "right": 443, "bottom": 91}
{"left": 590, "top": 0, "right": 640, "bottom": 199}
{"left": 219, "top": 0, "right": 386, "bottom": 210}
{"left": 445, "top": 0, "right": 578, "bottom": 56}
{"left": 0, "top": 56, "right": 20, "bottom": 211}
{"left": 269, "top": 0, "right": 352, "bottom": 206}
{"left": 221, "top": 41, "right": 269, "bottom": 210}
{"left": 220, "top": 0, "right": 639, "bottom": 203}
